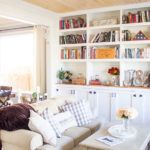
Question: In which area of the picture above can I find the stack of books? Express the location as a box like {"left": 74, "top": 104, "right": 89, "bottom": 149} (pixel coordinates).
{"left": 90, "top": 47, "right": 120, "bottom": 59}
{"left": 60, "top": 34, "right": 86, "bottom": 44}
{"left": 124, "top": 47, "right": 150, "bottom": 58}
{"left": 59, "top": 17, "right": 86, "bottom": 29}
{"left": 122, "top": 10, "right": 150, "bottom": 24}
{"left": 61, "top": 46, "right": 86, "bottom": 59}
{"left": 89, "top": 30, "right": 120, "bottom": 43}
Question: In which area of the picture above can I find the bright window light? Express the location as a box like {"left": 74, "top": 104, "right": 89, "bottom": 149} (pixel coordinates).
{"left": 0, "top": 31, "right": 34, "bottom": 91}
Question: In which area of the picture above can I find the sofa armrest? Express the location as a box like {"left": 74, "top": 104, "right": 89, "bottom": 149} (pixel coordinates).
{"left": 1, "top": 129, "right": 43, "bottom": 150}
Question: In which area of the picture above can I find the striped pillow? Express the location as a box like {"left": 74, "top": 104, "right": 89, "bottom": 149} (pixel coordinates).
{"left": 41, "top": 108, "right": 62, "bottom": 138}
{"left": 59, "top": 101, "right": 91, "bottom": 126}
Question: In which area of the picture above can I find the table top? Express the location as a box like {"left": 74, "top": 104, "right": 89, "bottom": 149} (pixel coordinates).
{"left": 79, "top": 124, "right": 150, "bottom": 150}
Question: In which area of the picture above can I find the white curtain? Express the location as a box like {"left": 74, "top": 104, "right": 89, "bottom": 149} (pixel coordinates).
{"left": 34, "top": 25, "right": 48, "bottom": 94}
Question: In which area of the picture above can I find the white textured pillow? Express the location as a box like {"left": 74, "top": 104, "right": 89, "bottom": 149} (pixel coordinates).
{"left": 54, "top": 111, "right": 77, "bottom": 133}
{"left": 28, "top": 110, "right": 57, "bottom": 146}
{"left": 59, "top": 101, "right": 91, "bottom": 126}
{"left": 40, "top": 108, "right": 63, "bottom": 138}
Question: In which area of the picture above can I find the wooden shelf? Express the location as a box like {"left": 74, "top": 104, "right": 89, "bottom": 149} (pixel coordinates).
{"left": 88, "top": 24, "right": 120, "bottom": 30}
{"left": 88, "top": 42, "right": 120, "bottom": 46}
{"left": 61, "top": 59, "right": 87, "bottom": 62}
{"left": 121, "top": 22, "right": 150, "bottom": 28}
{"left": 89, "top": 59, "right": 120, "bottom": 62}
{"left": 59, "top": 27, "right": 87, "bottom": 33}
{"left": 60, "top": 43, "right": 87, "bottom": 47}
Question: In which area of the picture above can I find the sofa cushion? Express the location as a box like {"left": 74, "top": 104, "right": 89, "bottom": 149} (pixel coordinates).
{"left": 28, "top": 110, "right": 57, "bottom": 146}
{"left": 37, "top": 136, "right": 74, "bottom": 150}
{"left": 40, "top": 108, "right": 62, "bottom": 138}
{"left": 83, "top": 119, "right": 101, "bottom": 134}
{"left": 63, "top": 127, "right": 91, "bottom": 146}
{"left": 59, "top": 101, "right": 91, "bottom": 126}
{"left": 54, "top": 111, "right": 77, "bottom": 133}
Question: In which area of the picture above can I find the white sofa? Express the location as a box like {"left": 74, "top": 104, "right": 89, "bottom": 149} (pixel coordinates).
{"left": 0, "top": 97, "right": 101, "bottom": 150}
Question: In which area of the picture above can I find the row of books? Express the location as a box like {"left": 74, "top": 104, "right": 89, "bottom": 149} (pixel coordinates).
{"left": 89, "top": 30, "right": 120, "bottom": 43}
{"left": 124, "top": 47, "right": 150, "bottom": 58}
{"left": 59, "top": 17, "right": 86, "bottom": 29}
{"left": 90, "top": 47, "right": 120, "bottom": 59}
{"left": 60, "top": 34, "right": 86, "bottom": 44}
{"left": 61, "top": 46, "right": 86, "bottom": 59}
{"left": 122, "top": 10, "right": 150, "bottom": 24}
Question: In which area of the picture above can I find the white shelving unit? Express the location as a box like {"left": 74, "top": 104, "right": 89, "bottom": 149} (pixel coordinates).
{"left": 58, "top": 3, "right": 150, "bottom": 88}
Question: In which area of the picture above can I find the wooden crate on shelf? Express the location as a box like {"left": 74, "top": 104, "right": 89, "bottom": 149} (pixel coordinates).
{"left": 95, "top": 48, "right": 116, "bottom": 59}
{"left": 72, "top": 78, "right": 86, "bottom": 85}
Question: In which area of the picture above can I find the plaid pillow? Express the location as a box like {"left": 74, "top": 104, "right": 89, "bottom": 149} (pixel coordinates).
{"left": 59, "top": 101, "right": 91, "bottom": 126}
{"left": 41, "top": 108, "right": 62, "bottom": 138}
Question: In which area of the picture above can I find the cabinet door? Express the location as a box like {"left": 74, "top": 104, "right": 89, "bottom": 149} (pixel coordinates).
{"left": 96, "top": 90, "right": 111, "bottom": 122}
{"left": 111, "top": 92, "right": 132, "bottom": 122}
{"left": 142, "top": 93, "right": 150, "bottom": 125}
{"left": 131, "top": 93, "right": 145, "bottom": 124}
{"left": 87, "top": 90, "right": 111, "bottom": 122}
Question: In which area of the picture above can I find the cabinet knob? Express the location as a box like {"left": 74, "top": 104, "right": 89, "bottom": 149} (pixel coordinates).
{"left": 56, "top": 89, "right": 59, "bottom": 91}
{"left": 93, "top": 91, "right": 96, "bottom": 94}
{"left": 133, "top": 94, "right": 136, "bottom": 97}
{"left": 89, "top": 91, "right": 92, "bottom": 94}
{"left": 139, "top": 94, "right": 143, "bottom": 97}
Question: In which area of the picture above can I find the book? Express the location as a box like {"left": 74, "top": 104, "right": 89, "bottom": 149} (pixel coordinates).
{"left": 96, "top": 136, "right": 123, "bottom": 147}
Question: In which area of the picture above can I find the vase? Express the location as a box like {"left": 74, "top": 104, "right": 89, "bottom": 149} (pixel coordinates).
{"left": 110, "top": 75, "right": 119, "bottom": 86}
{"left": 122, "top": 118, "right": 129, "bottom": 131}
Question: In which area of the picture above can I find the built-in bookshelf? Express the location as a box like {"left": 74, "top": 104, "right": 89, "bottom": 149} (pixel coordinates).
{"left": 58, "top": 4, "right": 150, "bottom": 88}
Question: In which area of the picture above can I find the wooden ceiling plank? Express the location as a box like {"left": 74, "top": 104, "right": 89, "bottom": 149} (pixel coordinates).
{"left": 24, "top": 0, "right": 150, "bottom": 13}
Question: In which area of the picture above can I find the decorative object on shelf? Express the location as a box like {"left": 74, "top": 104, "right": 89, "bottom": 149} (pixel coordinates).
{"left": 57, "top": 68, "right": 65, "bottom": 84}
{"left": 90, "top": 46, "right": 120, "bottom": 59}
{"left": 90, "top": 18, "right": 118, "bottom": 26}
{"left": 116, "top": 108, "right": 138, "bottom": 131}
{"left": 72, "top": 73, "right": 86, "bottom": 85}
{"left": 63, "top": 71, "right": 72, "bottom": 84}
{"left": 89, "top": 75, "right": 101, "bottom": 85}
{"left": 123, "top": 70, "right": 135, "bottom": 86}
{"left": 143, "top": 72, "right": 150, "bottom": 87}
{"left": 133, "top": 70, "right": 143, "bottom": 87}
{"left": 108, "top": 67, "right": 120, "bottom": 86}
{"left": 133, "top": 30, "right": 149, "bottom": 40}
{"left": 123, "top": 70, "right": 147, "bottom": 87}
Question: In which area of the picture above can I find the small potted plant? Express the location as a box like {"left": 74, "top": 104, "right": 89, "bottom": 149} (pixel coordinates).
{"left": 57, "top": 68, "right": 65, "bottom": 84}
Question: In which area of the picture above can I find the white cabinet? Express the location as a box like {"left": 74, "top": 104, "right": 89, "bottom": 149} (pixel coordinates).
{"left": 131, "top": 93, "right": 145, "bottom": 124}
{"left": 87, "top": 89, "right": 111, "bottom": 122}
{"left": 142, "top": 93, "right": 150, "bottom": 125}
{"left": 110, "top": 91, "right": 132, "bottom": 122}
{"left": 53, "top": 85, "right": 150, "bottom": 125}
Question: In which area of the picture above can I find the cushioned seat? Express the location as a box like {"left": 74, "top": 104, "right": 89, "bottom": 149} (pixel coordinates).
{"left": 37, "top": 136, "right": 74, "bottom": 150}
{"left": 63, "top": 127, "right": 91, "bottom": 146}
{"left": 82, "top": 119, "right": 101, "bottom": 134}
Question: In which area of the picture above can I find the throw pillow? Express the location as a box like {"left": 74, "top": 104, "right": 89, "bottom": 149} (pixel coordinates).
{"left": 0, "top": 103, "right": 34, "bottom": 131}
{"left": 54, "top": 111, "right": 77, "bottom": 133}
{"left": 28, "top": 110, "right": 57, "bottom": 146}
{"left": 59, "top": 101, "right": 91, "bottom": 126}
{"left": 40, "top": 108, "right": 62, "bottom": 138}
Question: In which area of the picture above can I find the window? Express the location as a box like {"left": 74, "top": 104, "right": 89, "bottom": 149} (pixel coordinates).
{"left": 0, "top": 31, "right": 34, "bottom": 91}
